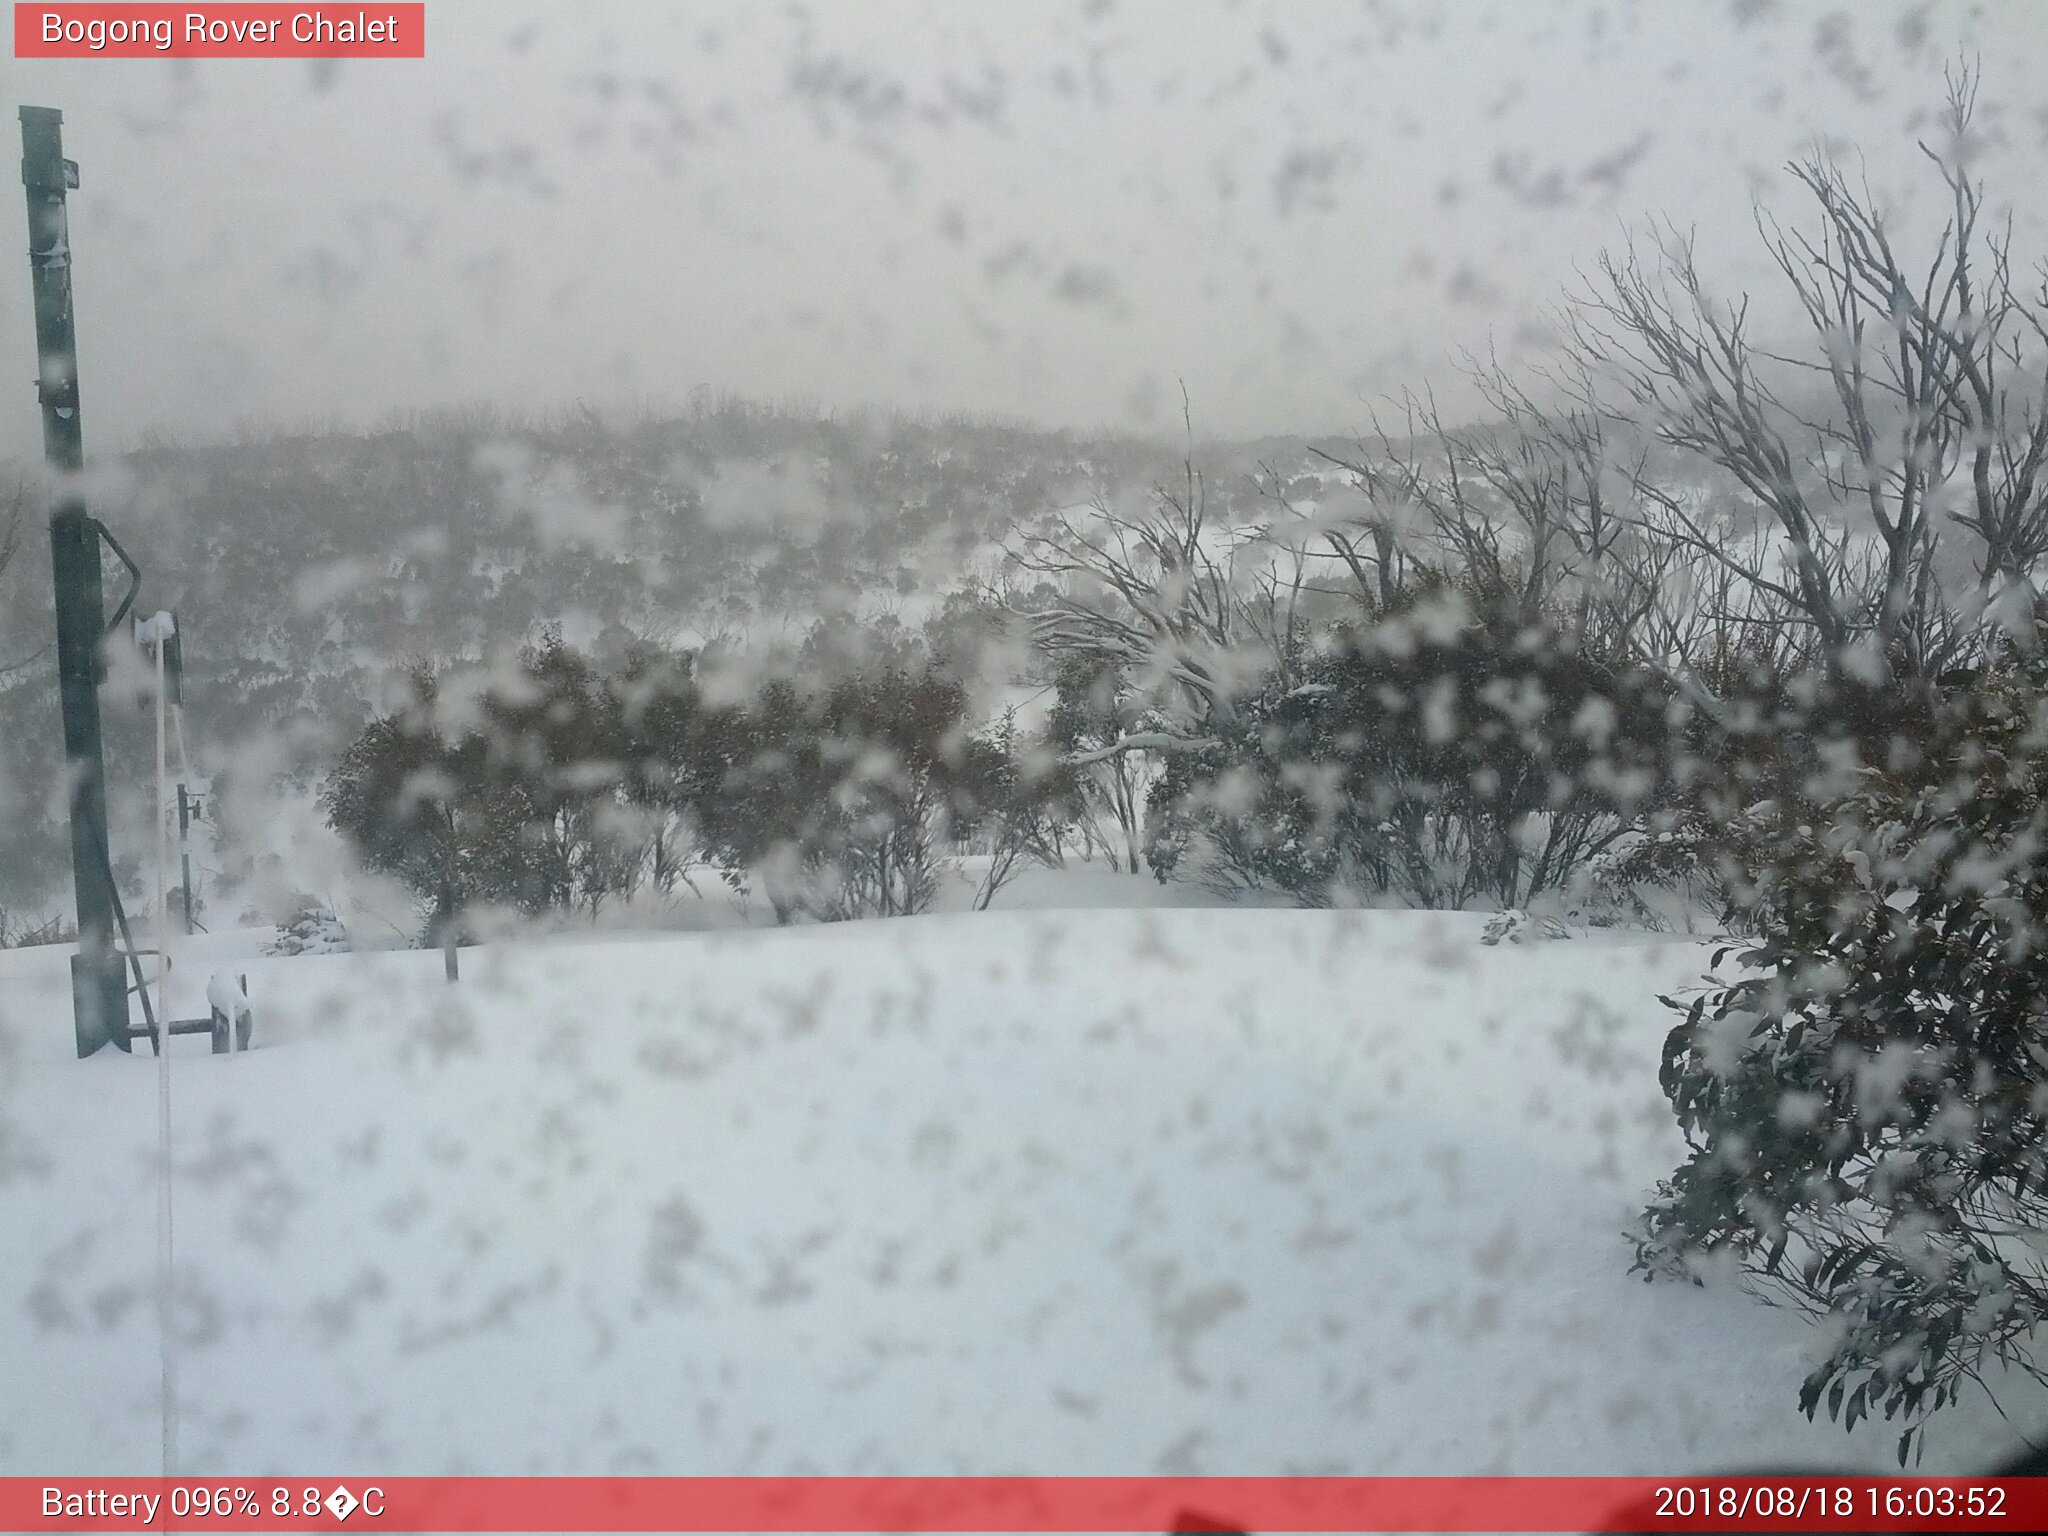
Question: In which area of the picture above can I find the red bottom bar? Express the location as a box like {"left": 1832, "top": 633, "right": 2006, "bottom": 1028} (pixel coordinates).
{"left": 5, "top": 1476, "right": 2044, "bottom": 1533}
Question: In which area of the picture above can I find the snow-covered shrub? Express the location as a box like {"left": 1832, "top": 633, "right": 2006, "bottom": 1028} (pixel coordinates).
{"left": 951, "top": 708, "right": 1079, "bottom": 910}
{"left": 668, "top": 662, "right": 1070, "bottom": 922}
{"left": 325, "top": 630, "right": 1072, "bottom": 931}
{"left": 1044, "top": 652, "right": 1151, "bottom": 875}
{"left": 1561, "top": 809, "right": 1741, "bottom": 933}
{"left": 1145, "top": 583, "right": 1676, "bottom": 909}
{"left": 321, "top": 631, "right": 643, "bottom": 944}
{"left": 0, "top": 905, "right": 72, "bottom": 949}
{"left": 1479, "top": 908, "right": 1531, "bottom": 946}
{"left": 267, "top": 899, "right": 351, "bottom": 956}
{"left": 1635, "top": 644, "right": 2048, "bottom": 1462}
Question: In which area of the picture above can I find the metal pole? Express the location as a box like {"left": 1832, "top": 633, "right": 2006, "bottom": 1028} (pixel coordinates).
{"left": 177, "top": 784, "right": 194, "bottom": 935}
{"left": 149, "top": 620, "right": 178, "bottom": 1479}
{"left": 20, "top": 106, "right": 128, "bottom": 1057}
{"left": 167, "top": 612, "right": 194, "bottom": 933}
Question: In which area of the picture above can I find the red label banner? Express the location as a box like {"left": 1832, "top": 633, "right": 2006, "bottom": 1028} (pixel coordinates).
{"left": 14, "top": 5, "right": 424, "bottom": 58}
{"left": 3, "top": 1476, "right": 2046, "bottom": 1533}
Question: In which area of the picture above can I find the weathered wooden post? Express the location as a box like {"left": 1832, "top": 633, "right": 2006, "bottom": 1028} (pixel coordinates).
{"left": 20, "top": 106, "right": 128, "bottom": 1057}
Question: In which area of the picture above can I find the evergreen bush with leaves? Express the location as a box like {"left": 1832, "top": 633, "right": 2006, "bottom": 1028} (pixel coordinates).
{"left": 326, "top": 634, "right": 1067, "bottom": 929}
{"left": 1634, "top": 644, "right": 2048, "bottom": 1463}
{"left": 321, "top": 632, "right": 639, "bottom": 941}
{"left": 710, "top": 664, "right": 1061, "bottom": 921}
{"left": 1145, "top": 582, "right": 1674, "bottom": 908}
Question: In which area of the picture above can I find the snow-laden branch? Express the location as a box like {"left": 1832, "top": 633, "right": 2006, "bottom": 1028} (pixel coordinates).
{"left": 1066, "top": 730, "right": 1219, "bottom": 767}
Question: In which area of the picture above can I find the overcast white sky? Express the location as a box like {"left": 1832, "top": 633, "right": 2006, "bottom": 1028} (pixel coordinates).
{"left": 5, "top": 0, "right": 2048, "bottom": 459}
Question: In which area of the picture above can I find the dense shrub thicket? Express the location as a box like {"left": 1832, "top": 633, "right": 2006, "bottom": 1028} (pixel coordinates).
{"left": 321, "top": 631, "right": 1074, "bottom": 937}
{"left": 1144, "top": 582, "right": 1679, "bottom": 909}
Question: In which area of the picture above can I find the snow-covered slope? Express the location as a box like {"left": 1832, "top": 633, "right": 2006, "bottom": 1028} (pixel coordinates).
{"left": 0, "top": 902, "right": 2026, "bottom": 1477}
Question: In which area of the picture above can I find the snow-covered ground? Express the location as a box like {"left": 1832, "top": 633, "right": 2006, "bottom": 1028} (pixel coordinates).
{"left": 0, "top": 884, "right": 2031, "bottom": 1479}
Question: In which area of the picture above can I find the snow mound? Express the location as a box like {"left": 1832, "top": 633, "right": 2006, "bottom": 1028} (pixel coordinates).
{"left": 0, "top": 905, "right": 2022, "bottom": 1476}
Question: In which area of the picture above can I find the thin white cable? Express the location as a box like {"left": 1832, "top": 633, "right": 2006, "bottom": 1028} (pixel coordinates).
{"left": 151, "top": 628, "right": 178, "bottom": 1478}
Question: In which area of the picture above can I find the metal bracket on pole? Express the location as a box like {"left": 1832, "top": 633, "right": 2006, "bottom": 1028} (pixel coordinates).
{"left": 95, "top": 519, "right": 142, "bottom": 649}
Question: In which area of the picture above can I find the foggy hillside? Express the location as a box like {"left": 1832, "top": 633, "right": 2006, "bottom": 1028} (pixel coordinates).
{"left": 0, "top": 404, "right": 1219, "bottom": 907}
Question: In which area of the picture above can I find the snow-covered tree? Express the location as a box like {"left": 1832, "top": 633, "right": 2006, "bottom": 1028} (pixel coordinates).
{"left": 1636, "top": 633, "right": 2048, "bottom": 1462}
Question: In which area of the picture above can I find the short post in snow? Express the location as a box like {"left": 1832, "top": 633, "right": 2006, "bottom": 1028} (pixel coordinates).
{"left": 206, "top": 971, "right": 253, "bottom": 1054}
{"left": 440, "top": 877, "right": 458, "bottom": 982}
